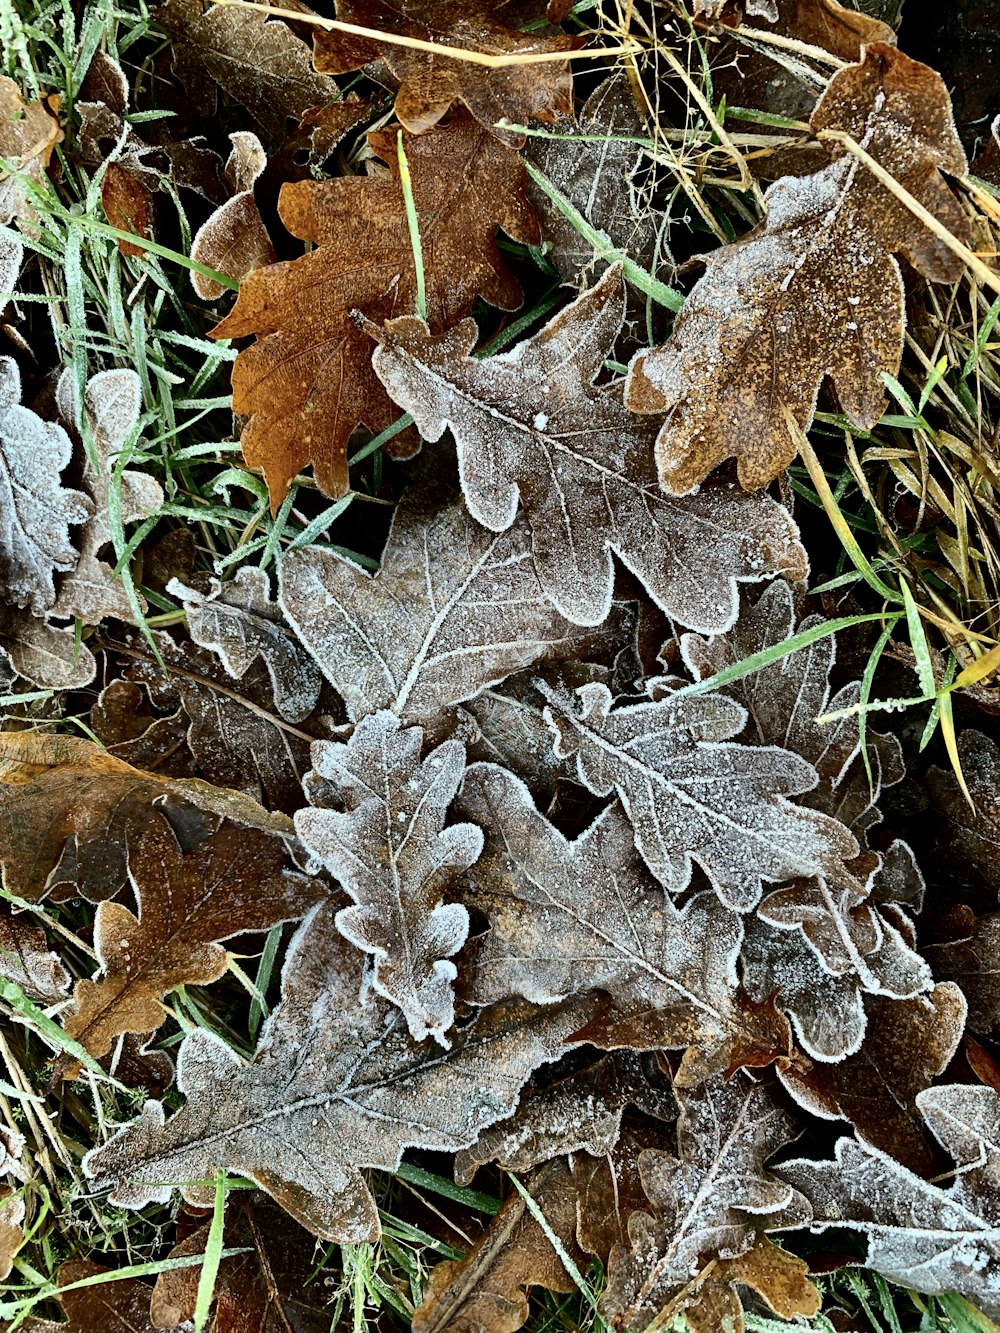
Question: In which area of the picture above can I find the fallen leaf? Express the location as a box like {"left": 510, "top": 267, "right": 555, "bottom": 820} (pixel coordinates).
{"left": 151, "top": 1195, "right": 332, "bottom": 1332}
{"left": 0, "top": 903, "right": 69, "bottom": 1002}
{"left": 191, "top": 131, "right": 276, "bottom": 301}
{"left": 541, "top": 680, "right": 858, "bottom": 910}
{"left": 63, "top": 810, "right": 320, "bottom": 1065}
{"left": 50, "top": 368, "right": 162, "bottom": 624}
{"left": 927, "top": 910, "right": 1000, "bottom": 1035}
{"left": 927, "top": 729, "right": 1000, "bottom": 897}
{"left": 672, "top": 1236, "right": 821, "bottom": 1333}
{"left": 778, "top": 1083, "right": 1000, "bottom": 1318}
{"left": 211, "top": 111, "right": 539, "bottom": 508}
{"left": 0, "top": 357, "right": 89, "bottom": 614}
{"left": 0, "top": 1192, "right": 24, "bottom": 1284}
{"left": 779, "top": 984, "right": 967, "bottom": 1176}
{"left": 101, "top": 161, "right": 154, "bottom": 258}
{"left": 312, "top": 0, "right": 574, "bottom": 142}
{"left": 602, "top": 1074, "right": 810, "bottom": 1329}
{"left": 0, "top": 76, "right": 62, "bottom": 226}
{"left": 371, "top": 265, "right": 807, "bottom": 630}
{"left": 295, "top": 711, "right": 482, "bottom": 1043}
{"left": 16, "top": 1259, "right": 183, "bottom": 1333}
{"left": 0, "top": 607, "right": 97, "bottom": 690}
{"left": 279, "top": 485, "right": 626, "bottom": 725}
{"left": 83, "top": 902, "right": 597, "bottom": 1241}
{"left": 625, "top": 45, "right": 970, "bottom": 493}
{"left": 154, "top": 0, "right": 340, "bottom": 140}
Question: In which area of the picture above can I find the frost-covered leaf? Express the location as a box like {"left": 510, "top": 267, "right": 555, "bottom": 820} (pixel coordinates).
{"left": 0, "top": 903, "right": 68, "bottom": 1002}
{"left": 63, "top": 811, "right": 320, "bottom": 1066}
{"left": 169, "top": 567, "right": 322, "bottom": 724}
{"left": 0, "top": 1191, "right": 24, "bottom": 1284}
{"left": 14, "top": 1260, "right": 177, "bottom": 1333}
{"left": 602, "top": 1074, "right": 810, "bottom": 1330}
{"left": 295, "top": 712, "right": 482, "bottom": 1043}
{"left": 778, "top": 1084, "right": 1000, "bottom": 1317}
{"left": 280, "top": 486, "right": 626, "bottom": 725}
{"left": 84, "top": 902, "right": 596, "bottom": 1241}
{"left": 0, "top": 606, "right": 96, "bottom": 690}
{"left": 927, "top": 909, "right": 1000, "bottom": 1035}
{"left": 312, "top": 0, "right": 573, "bottom": 143}
{"left": 541, "top": 681, "right": 857, "bottom": 910}
{"left": 457, "top": 762, "right": 743, "bottom": 1061}
{"left": 625, "top": 45, "right": 970, "bottom": 493}
{"left": 0, "top": 358, "right": 89, "bottom": 614}
{"left": 0, "top": 77, "right": 62, "bottom": 227}
{"left": 779, "top": 984, "right": 966, "bottom": 1175}
{"left": 372, "top": 266, "right": 806, "bottom": 630}
{"left": 50, "top": 369, "right": 162, "bottom": 624}
{"left": 190, "top": 131, "right": 275, "bottom": 301}
{"left": 212, "top": 113, "right": 538, "bottom": 508}
{"left": 927, "top": 729, "right": 1000, "bottom": 897}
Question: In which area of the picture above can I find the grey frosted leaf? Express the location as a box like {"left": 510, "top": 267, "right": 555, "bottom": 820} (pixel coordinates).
{"left": 83, "top": 902, "right": 595, "bottom": 1242}
{"left": 0, "top": 606, "right": 96, "bottom": 689}
{"left": 51, "top": 368, "right": 162, "bottom": 624}
{"left": 0, "top": 903, "right": 69, "bottom": 1002}
{"left": 541, "top": 681, "right": 858, "bottom": 911}
{"left": 0, "top": 357, "right": 90, "bottom": 613}
{"left": 456, "top": 762, "right": 742, "bottom": 1059}
{"left": 279, "top": 484, "right": 626, "bottom": 724}
{"left": 294, "top": 712, "right": 482, "bottom": 1043}
{"left": 926, "top": 910, "right": 1000, "bottom": 1034}
{"left": 191, "top": 131, "right": 275, "bottom": 301}
{"left": 602, "top": 1074, "right": 810, "bottom": 1330}
{"left": 371, "top": 267, "right": 806, "bottom": 630}
{"left": 169, "top": 566, "right": 322, "bottom": 723}
{"left": 0, "top": 234, "right": 22, "bottom": 297}
{"left": 778, "top": 1084, "right": 1000, "bottom": 1318}
{"left": 526, "top": 73, "right": 668, "bottom": 287}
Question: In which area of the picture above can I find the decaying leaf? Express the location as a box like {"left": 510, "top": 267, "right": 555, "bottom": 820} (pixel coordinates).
{"left": 16, "top": 1260, "right": 181, "bottom": 1333}
{"left": 0, "top": 76, "right": 62, "bottom": 226}
{"left": 779, "top": 984, "right": 966, "bottom": 1176}
{"left": 279, "top": 485, "right": 625, "bottom": 725}
{"left": 84, "top": 902, "right": 597, "bottom": 1241}
{"left": 154, "top": 0, "right": 339, "bottom": 140}
{"left": 927, "top": 729, "right": 1000, "bottom": 896}
{"left": 625, "top": 45, "right": 970, "bottom": 493}
{"left": 50, "top": 368, "right": 162, "bottom": 624}
{"left": 312, "top": 0, "right": 574, "bottom": 142}
{"left": 151, "top": 1195, "right": 332, "bottom": 1332}
{"left": 665, "top": 1236, "right": 821, "bottom": 1333}
{"left": 0, "top": 903, "right": 69, "bottom": 1002}
{"left": 0, "top": 1191, "right": 24, "bottom": 1284}
{"left": 212, "top": 112, "right": 539, "bottom": 509}
{"left": 191, "top": 131, "right": 276, "bottom": 301}
{"left": 927, "top": 909, "right": 1000, "bottom": 1035}
{"left": 295, "top": 712, "right": 481, "bottom": 1043}
{"left": 0, "top": 607, "right": 96, "bottom": 690}
{"left": 602, "top": 1074, "right": 810, "bottom": 1330}
{"left": 371, "top": 265, "right": 806, "bottom": 630}
{"left": 541, "top": 681, "right": 858, "bottom": 910}
{"left": 0, "top": 357, "right": 89, "bottom": 614}
{"left": 63, "top": 811, "right": 319, "bottom": 1065}
{"left": 779, "top": 1084, "right": 1000, "bottom": 1317}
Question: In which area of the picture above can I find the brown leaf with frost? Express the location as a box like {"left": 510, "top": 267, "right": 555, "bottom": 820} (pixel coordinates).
{"left": 279, "top": 485, "right": 626, "bottom": 725}
{"left": 62, "top": 811, "right": 320, "bottom": 1066}
{"left": 191, "top": 131, "right": 276, "bottom": 301}
{"left": 0, "top": 733, "right": 294, "bottom": 904}
{"left": 212, "top": 112, "right": 538, "bottom": 510}
{"left": 625, "top": 45, "right": 970, "bottom": 494}
{"left": 83, "top": 902, "right": 598, "bottom": 1241}
{"left": 0, "top": 607, "right": 96, "bottom": 690}
{"left": 672, "top": 1237, "right": 820, "bottom": 1333}
{"left": 151, "top": 1196, "right": 332, "bottom": 1332}
{"left": 779, "top": 984, "right": 966, "bottom": 1176}
{"left": 312, "top": 0, "right": 573, "bottom": 142}
{"left": 927, "top": 909, "right": 1000, "bottom": 1036}
{"left": 0, "top": 903, "right": 68, "bottom": 1002}
{"left": 371, "top": 266, "right": 806, "bottom": 631}
{"left": 154, "top": 0, "right": 340, "bottom": 140}
{"left": 928, "top": 729, "right": 1000, "bottom": 896}
{"left": 15, "top": 1260, "right": 183, "bottom": 1333}
{"left": 0, "top": 77, "right": 62, "bottom": 226}
{"left": 0, "top": 1192, "right": 24, "bottom": 1284}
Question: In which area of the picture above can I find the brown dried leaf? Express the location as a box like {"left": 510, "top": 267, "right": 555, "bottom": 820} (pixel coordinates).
{"left": 101, "top": 161, "right": 154, "bottom": 258}
{"left": 541, "top": 681, "right": 858, "bottom": 910}
{"left": 412, "top": 1158, "right": 581, "bottom": 1333}
{"left": 928, "top": 729, "right": 1000, "bottom": 898}
{"left": 625, "top": 45, "right": 970, "bottom": 493}
{"left": 0, "top": 77, "right": 62, "bottom": 226}
{"left": 927, "top": 910, "right": 1000, "bottom": 1035}
{"left": 312, "top": 0, "right": 573, "bottom": 142}
{"left": 0, "top": 357, "right": 89, "bottom": 613}
{"left": 0, "top": 607, "right": 96, "bottom": 690}
{"left": 0, "top": 902, "right": 69, "bottom": 1002}
{"left": 63, "top": 811, "right": 320, "bottom": 1064}
{"left": 211, "top": 111, "right": 538, "bottom": 508}
{"left": 780, "top": 984, "right": 966, "bottom": 1176}
{"left": 675, "top": 1236, "right": 821, "bottom": 1333}
{"left": 0, "top": 1191, "right": 24, "bottom": 1284}
{"left": 778, "top": 1084, "right": 1000, "bottom": 1318}
{"left": 84, "top": 902, "right": 597, "bottom": 1241}
{"left": 151, "top": 1195, "right": 332, "bottom": 1332}
{"left": 154, "top": 0, "right": 340, "bottom": 140}
{"left": 191, "top": 131, "right": 276, "bottom": 301}
{"left": 295, "top": 711, "right": 482, "bottom": 1043}
{"left": 602, "top": 1074, "right": 810, "bottom": 1330}
{"left": 16, "top": 1260, "right": 183, "bottom": 1333}
{"left": 371, "top": 265, "right": 806, "bottom": 631}
{"left": 279, "top": 485, "right": 626, "bottom": 725}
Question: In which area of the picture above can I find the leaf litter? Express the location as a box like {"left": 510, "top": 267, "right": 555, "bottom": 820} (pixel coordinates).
{"left": 1, "top": 0, "right": 1000, "bottom": 1330}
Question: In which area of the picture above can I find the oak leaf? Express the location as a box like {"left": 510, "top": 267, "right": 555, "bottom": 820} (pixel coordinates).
{"left": 0, "top": 77, "right": 62, "bottom": 227}
{"left": 625, "top": 45, "right": 971, "bottom": 493}
{"left": 311, "top": 0, "right": 574, "bottom": 142}
{"left": 927, "top": 729, "right": 1000, "bottom": 897}
{"left": 212, "top": 112, "right": 539, "bottom": 509}
{"left": 279, "top": 485, "right": 626, "bottom": 725}
{"left": 190, "top": 131, "right": 276, "bottom": 301}
{"left": 0, "top": 1193, "right": 24, "bottom": 1285}
{"left": 83, "top": 902, "right": 597, "bottom": 1241}
{"left": 602, "top": 1073, "right": 811, "bottom": 1330}
{"left": 0, "top": 607, "right": 96, "bottom": 690}
{"left": 778, "top": 1084, "right": 1000, "bottom": 1317}
{"left": 295, "top": 712, "right": 482, "bottom": 1043}
{"left": 541, "top": 681, "right": 858, "bottom": 910}
{"left": 371, "top": 265, "right": 806, "bottom": 630}
{"left": 63, "top": 811, "right": 320, "bottom": 1064}
{"left": 664, "top": 1236, "right": 821, "bottom": 1333}
{"left": 0, "top": 358, "right": 89, "bottom": 614}
{"left": 927, "top": 910, "right": 1000, "bottom": 1035}
{"left": 0, "top": 903, "right": 68, "bottom": 1002}
{"left": 15, "top": 1260, "right": 183, "bottom": 1333}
